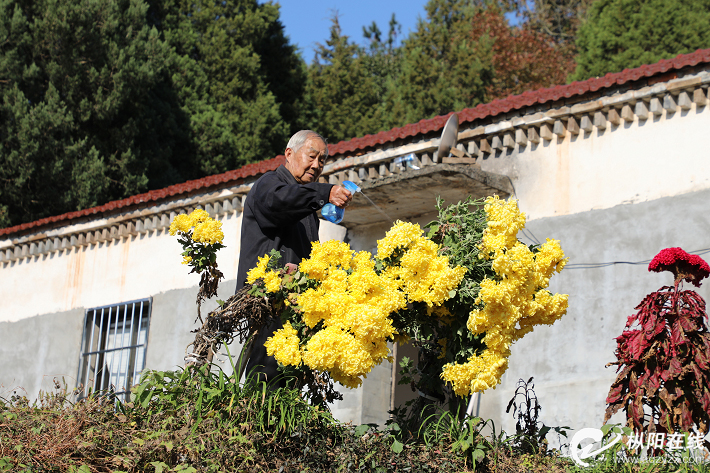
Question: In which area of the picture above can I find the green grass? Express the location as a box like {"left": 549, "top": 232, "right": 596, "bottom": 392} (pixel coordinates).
{"left": 1, "top": 367, "right": 708, "bottom": 472}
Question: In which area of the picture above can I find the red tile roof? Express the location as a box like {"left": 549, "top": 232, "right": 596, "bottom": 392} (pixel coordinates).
{"left": 0, "top": 156, "right": 286, "bottom": 237}
{"left": 328, "top": 48, "right": 710, "bottom": 154}
{"left": 4, "top": 48, "right": 710, "bottom": 238}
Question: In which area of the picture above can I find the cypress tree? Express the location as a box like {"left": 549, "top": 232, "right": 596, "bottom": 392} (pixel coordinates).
{"left": 0, "top": 0, "right": 187, "bottom": 227}
{"left": 303, "top": 16, "right": 383, "bottom": 144}
{"left": 148, "top": 0, "right": 303, "bottom": 173}
{"left": 0, "top": 0, "right": 306, "bottom": 228}
{"left": 572, "top": 0, "right": 710, "bottom": 81}
{"left": 389, "top": 0, "right": 493, "bottom": 124}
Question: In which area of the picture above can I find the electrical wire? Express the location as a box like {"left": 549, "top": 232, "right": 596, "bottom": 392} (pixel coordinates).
{"left": 499, "top": 177, "right": 710, "bottom": 270}
{"left": 565, "top": 248, "right": 710, "bottom": 270}
{"left": 504, "top": 175, "right": 541, "bottom": 245}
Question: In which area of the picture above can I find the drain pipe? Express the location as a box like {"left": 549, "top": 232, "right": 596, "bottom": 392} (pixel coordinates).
{"left": 389, "top": 342, "right": 398, "bottom": 419}
{"left": 466, "top": 391, "right": 480, "bottom": 418}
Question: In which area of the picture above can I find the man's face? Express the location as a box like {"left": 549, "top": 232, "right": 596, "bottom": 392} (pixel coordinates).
{"left": 285, "top": 137, "right": 327, "bottom": 184}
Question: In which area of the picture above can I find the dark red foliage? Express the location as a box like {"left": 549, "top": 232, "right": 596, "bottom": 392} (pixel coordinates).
{"left": 605, "top": 285, "right": 710, "bottom": 443}
{"left": 469, "top": 9, "right": 576, "bottom": 101}
{"left": 648, "top": 247, "right": 710, "bottom": 287}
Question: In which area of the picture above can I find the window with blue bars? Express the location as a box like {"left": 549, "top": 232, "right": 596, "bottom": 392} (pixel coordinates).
{"left": 77, "top": 298, "right": 151, "bottom": 401}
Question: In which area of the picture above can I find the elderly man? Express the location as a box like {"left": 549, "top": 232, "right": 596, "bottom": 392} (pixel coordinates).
{"left": 236, "top": 130, "right": 352, "bottom": 386}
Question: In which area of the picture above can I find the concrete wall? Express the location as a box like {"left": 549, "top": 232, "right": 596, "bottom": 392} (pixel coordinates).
{"left": 0, "top": 308, "right": 84, "bottom": 400}
{"left": 147, "top": 281, "right": 238, "bottom": 375}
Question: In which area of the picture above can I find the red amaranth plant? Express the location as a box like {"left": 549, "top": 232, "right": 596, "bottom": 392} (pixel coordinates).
{"left": 605, "top": 248, "right": 710, "bottom": 442}
{"left": 648, "top": 247, "right": 710, "bottom": 287}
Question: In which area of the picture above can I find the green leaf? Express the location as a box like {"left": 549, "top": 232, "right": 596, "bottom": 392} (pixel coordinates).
{"left": 353, "top": 424, "right": 370, "bottom": 437}
{"left": 173, "top": 465, "right": 197, "bottom": 473}
{"left": 391, "top": 439, "right": 404, "bottom": 453}
{"left": 150, "top": 462, "right": 169, "bottom": 473}
{"left": 600, "top": 423, "right": 615, "bottom": 436}
{"left": 472, "top": 448, "right": 486, "bottom": 463}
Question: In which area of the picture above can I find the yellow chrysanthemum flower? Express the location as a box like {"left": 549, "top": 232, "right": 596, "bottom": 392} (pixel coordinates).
{"left": 169, "top": 213, "right": 192, "bottom": 235}
{"left": 301, "top": 326, "right": 374, "bottom": 379}
{"left": 169, "top": 209, "right": 224, "bottom": 245}
{"left": 376, "top": 221, "right": 425, "bottom": 259}
{"left": 264, "top": 321, "right": 302, "bottom": 366}
{"left": 246, "top": 254, "right": 282, "bottom": 292}
{"left": 246, "top": 255, "right": 270, "bottom": 284}
{"left": 299, "top": 240, "right": 353, "bottom": 280}
{"left": 192, "top": 219, "right": 224, "bottom": 245}
{"left": 263, "top": 271, "right": 282, "bottom": 293}
{"left": 480, "top": 196, "right": 527, "bottom": 257}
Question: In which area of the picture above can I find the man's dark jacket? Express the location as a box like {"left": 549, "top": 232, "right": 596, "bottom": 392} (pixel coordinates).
{"left": 236, "top": 164, "right": 332, "bottom": 384}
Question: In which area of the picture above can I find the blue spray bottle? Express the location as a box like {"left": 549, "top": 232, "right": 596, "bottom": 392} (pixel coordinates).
{"left": 321, "top": 180, "right": 361, "bottom": 224}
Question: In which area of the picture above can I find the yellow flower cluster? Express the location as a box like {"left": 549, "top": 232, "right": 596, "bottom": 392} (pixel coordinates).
{"left": 480, "top": 196, "right": 527, "bottom": 258}
{"left": 299, "top": 239, "right": 353, "bottom": 280}
{"left": 264, "top": 321, "right": 302, "bottom": 366}
{"left": 192, "top": 220, "right": 224, "bottom": 245}
{"left": 297, "top": 241, "right": 405, "bottom": 388}
{"left": 261, "top": 229, "right": 465, "bottom": 389}
{"left": 442, "top": 196, "right": 569, "bottom": 396}
{"left": 169, "top": 209, "right": 224, "bottom": 245}
{"left": 246, "top": 254, "right": 283, "bottom": 293}
{"left": 377, "top": 221, "right": 466, "bottom": 307}
{"left": 376, "top": 221, "right": 425, "bottom": 259}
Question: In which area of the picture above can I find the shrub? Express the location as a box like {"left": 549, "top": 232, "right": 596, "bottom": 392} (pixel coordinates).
{"left": 605, "top": 247, "right": 710, "bottom": 449}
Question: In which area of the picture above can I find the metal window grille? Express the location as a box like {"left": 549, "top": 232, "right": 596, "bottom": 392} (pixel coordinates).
{"left": 77, "top": 298, "right": 151, "bottom": 401}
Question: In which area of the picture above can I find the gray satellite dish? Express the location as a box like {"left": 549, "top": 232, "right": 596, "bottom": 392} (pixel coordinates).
{"left": 436, "top": 114, "right": 459, "bottom": 160}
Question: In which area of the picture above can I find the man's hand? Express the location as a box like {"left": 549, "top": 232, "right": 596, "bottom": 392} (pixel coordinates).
{"left": 329, "top": 185, "right": 353, "bottom": 208}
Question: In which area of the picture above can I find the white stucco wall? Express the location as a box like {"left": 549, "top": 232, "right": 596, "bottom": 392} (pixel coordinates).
{"left": 0, "top": 212, "right": 243, "bottom": 324}
{"left": 480, "top": 103, "right": 710, "bottom": 220}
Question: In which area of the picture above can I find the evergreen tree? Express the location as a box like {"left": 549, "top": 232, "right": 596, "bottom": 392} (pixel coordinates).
{"left": 572, "top": 0, "right": 710, "bottom": 81}
{"left": 389, "top": 0, "right": 493, "bottom": 125}
{"left": 361, "top": 14, "right": 404, "bottom": 131}
{"left": 0, "top": 0, "right": 306, "bottom": 228}
{"left": 0, "top": 0, "right": 188, "bottom": 227}
{"left": 303, "top": 16, "right": 383, "bottom": 144}
{"left": 148, "top": 0, "right": 303, "bottom": 173}
{"left": 503, "top": 0, "right": 593, "bottom": 48}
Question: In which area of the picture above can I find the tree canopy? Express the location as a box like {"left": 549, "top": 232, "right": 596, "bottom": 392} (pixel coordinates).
{"left": 1, "top": 0, "right": 184, "bottom": 227}
{"left": 2, "top": 0, "right": 706, "bottom": 228}
{"left": 389, "top": 0, "right": 493, "bottom": 125}
{"left": 0, "top": 0, "right": 303, "bottom": 227}
{"left": 302, "top": 16, "right": 383, "bottom": 144}
{"left": 572, "top": 0, "right": 710, "bottom": 80}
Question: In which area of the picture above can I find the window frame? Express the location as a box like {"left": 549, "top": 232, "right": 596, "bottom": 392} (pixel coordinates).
{"left": 76, "top": 297, "right": 152, "bottom": 401}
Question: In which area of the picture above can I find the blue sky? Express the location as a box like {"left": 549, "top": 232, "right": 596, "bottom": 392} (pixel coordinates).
{"left": 269, "top": 0, "right": 431, "bottom": 62}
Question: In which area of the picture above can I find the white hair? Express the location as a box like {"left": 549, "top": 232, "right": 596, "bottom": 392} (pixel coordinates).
{"left": 286, "top": 130, "right": 328, "bottom": 157}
